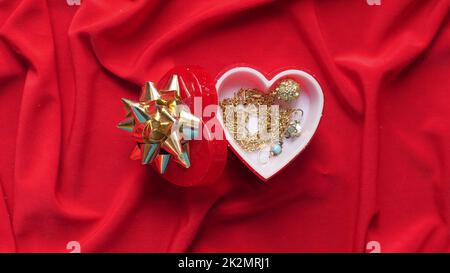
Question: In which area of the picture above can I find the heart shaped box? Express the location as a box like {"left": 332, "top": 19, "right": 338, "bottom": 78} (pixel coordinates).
{"left": 133, "top": 66, "right": 323, "bottom": 186}
{"left": 216, "top": 66, "right": 324, "bottom": 181}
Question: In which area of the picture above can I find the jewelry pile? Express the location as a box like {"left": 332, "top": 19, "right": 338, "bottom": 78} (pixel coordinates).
{"left": 220, "top": 78, "right": 304, "bottom": 163}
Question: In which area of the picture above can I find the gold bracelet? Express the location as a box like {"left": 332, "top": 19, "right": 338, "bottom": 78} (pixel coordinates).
{"left": 220, "top": 79, "right": 303, "bottom": 156}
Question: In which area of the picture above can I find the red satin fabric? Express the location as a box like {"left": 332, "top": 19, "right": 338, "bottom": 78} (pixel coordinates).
{"left": 0, "top": 0, "right": 449, "bottom": 252}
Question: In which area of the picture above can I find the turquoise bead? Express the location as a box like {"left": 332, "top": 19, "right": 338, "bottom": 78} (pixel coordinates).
{"left": 271, "top": 143, "right": 282, "bottom": 156}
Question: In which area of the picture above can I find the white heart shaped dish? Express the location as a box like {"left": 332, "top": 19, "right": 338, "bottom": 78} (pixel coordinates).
{"left": 216, "top": 67, "right": 324, "bottom": 181}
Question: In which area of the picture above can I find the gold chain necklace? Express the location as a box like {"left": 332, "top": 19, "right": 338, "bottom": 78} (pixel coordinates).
{"left": 220, "top": 79, "right": 302, "bottom": 154}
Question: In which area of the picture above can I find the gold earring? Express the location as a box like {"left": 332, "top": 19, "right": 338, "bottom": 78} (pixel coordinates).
{"left": 271, "top": 78, "right": 301, "bottom": 102}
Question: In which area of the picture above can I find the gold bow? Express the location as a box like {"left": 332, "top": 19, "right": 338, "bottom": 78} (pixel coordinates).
{"left": 118, "top": 75, "right": 200, "bottom": 174}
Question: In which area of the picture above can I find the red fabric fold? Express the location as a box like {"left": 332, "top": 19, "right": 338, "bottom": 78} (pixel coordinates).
{"left": 0, "top": 0, "right": 449, "bottom": 252}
